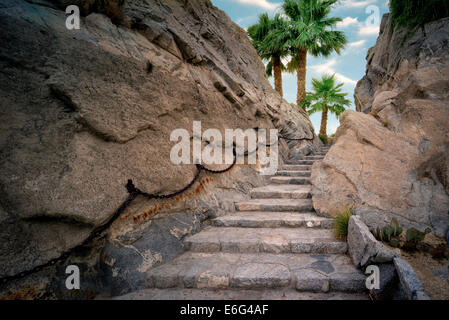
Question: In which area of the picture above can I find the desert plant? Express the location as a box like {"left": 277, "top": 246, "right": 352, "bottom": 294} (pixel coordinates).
{"left": 373, "top": 226, "right": 383, "bottom": 241}
{"left": 390, "top": 218, "right": 403, "bottom": 237}
{"left": 382, "top": 225, "right": 395, "bottom": 243}
{"left": 372, "top": 218, "right": 404, "bottom": 247}
{"left": 389, "top": 238, "right": 400, "bottom": 248}
{"left": 334, "top": 208, "right": 352, "bottom": 240}
{"left": 401, "top": 227, "right": 431, "bottom": 251}
{"left": 405, "top": 227, "right": 431, "bottom": 244}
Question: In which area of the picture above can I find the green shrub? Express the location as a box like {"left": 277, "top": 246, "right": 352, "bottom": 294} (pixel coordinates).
{"left": 319, "top": 134, "right": 328, "bottom": 145}
{"left": 334, "top": 209, "right": 352, "bottom": 240}
{"left": 390, "top": 0, "right": 449, "bottom": 39}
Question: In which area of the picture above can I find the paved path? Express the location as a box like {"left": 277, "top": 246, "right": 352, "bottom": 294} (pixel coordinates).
{"left": 117, "top": 146, "right": 368, "bottom": 300}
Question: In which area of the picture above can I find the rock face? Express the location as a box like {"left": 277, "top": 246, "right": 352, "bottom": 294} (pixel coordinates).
{"left": 0, "top": 0, "right": 318, "bottom": 297}
{"left": 347, "top": 216, "right": 396, "bottom": 268}
{"left": 312, "top": 14, "right": 449, "bottom": 237}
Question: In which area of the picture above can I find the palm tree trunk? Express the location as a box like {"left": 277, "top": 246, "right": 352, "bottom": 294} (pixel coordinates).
{"left": 272, "top": 55, "right": 283, "bottom": 97}
{"left": 319, "top": 104, "right": 328, "bottom": 137}
{"left": 296, "top": 49, "right": 307, "bottom": 107}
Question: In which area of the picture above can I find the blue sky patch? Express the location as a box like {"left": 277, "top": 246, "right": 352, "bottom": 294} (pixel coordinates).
{"left": 211, "top": 0, "right": 390, "bottom": 134}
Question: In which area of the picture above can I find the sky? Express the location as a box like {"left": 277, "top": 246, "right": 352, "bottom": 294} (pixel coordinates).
{"left": 211, "top": 0, "right": 390, "bottom": 134}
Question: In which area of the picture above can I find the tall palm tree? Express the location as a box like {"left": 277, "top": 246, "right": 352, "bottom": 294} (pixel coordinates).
{"left": 248, "top": 13, "right": 290, "bottom": 97}
{"left": 302, "top": 74, "right": 351, "bottom": 137}
{"left": 281, "top": 0, "right": 347, "bottom": 106}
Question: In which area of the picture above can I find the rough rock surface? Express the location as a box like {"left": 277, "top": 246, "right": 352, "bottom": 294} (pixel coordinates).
{"left": 347, "top": 216, "right": 396, "bottom": 268}
{"left": 312, "top": 14, "right": 449, "bottom": 237}
{"left": 0, "top": 0, "right": 318, "bottom": 297}
{"left": 393, "top": 257, "right": 430, "bottom": 300}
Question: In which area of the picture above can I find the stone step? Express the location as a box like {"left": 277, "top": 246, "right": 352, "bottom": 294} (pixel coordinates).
{"left": 114, "top": 288, "right": 369, "bottom": 300}
{"left": 145, "top": 252, "right": 364, "bottom": 292}
{"left": 235, "top": 198, "right": 313, "bottom": 212}
{"left": 275, "top": 170, "right": 311, "bottom": 177}
{"left": 184, "top": 227, "right": 347, "bottom": 254}
{"left": 270, "top": 176, "right": 311, "bottom": 185}
{"left": 296, "top": 269, "right": 366, "bottom": 293}
{"left": 250, "top": 184, "right": 311, "bottom": 199}
{"left": 304, "top": 156, "right": 324, "bottom": 160}
{"left": 282, "top": 165, "right": 311, "bottom": 171}
{"left": 286, "top": 160, "right": 317, "bottom": 165}
{"left": 212, "top": 212, "right": 334, "bottom": 229}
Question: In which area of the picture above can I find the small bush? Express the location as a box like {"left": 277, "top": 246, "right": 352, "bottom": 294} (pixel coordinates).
{"left": 319, "top": 134, "right": 328, "bottom": 145}
{"left": 390, "top": 0, "right": 449, "bottom": 42}
{"left": 334, "top": 209, "right": 352, "bottom": 240}
{"left": 390, "top": 0, "right": 449, "bottom": 30}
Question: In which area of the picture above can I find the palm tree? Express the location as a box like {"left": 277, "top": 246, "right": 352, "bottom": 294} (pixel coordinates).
{"left": 281, "top": 0, "right": 347, "bottom": 106}
{"left": 302, "top": 74, "right": 351, "bottom": 137}
{"left": 248, "top": 13, "right": 290, "bottom": 97}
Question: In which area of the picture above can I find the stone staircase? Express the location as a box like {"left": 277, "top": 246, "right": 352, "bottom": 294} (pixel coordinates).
{"left": 132, "top": 145, "right": 368, "bottom": 299}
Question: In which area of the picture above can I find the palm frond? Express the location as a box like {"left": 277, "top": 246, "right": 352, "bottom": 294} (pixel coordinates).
{"left": 304, "top": 74, "right": 351, "bottom": 116}
{"left": 282, "top": 0, "right": 347, "bottom": 56}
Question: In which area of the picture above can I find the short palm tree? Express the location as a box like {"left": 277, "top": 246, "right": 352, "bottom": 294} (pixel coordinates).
{"left": 248, "top": 13, "right": 290, "bottom": 97}
{"left": 302, "top": 74, "right": 351, "bottom": 137}
{"left": 281, "top": 0, "right": 347, "bottom": 106}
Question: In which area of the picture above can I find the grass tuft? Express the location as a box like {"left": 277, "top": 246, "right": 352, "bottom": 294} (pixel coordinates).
{"left": 334, "top": 208, "right": 353, "bottom": 240}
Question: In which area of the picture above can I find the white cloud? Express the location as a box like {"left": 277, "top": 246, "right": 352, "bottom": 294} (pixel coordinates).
{"left": 336, "top": 16, "right": 359, "bottom": 28}
{"left": 236, "top": 15, "right": 257, "bottom": 27}
{"left": 358, "top": 25, "right": 379, "bottom": 35}
{"left": 310, "top": 59, "right": 357, "bottom": 85}
{"left": 327, "top": 121, "right": 340, "bottom": 134}
{"left": 348, "top": 39, "right": 366, "bottom": 47}
{"left": 336, "top": 16, "right": 380, "bottom": 36}
{"left": 233, "top": 0, "right": 281, "bottom": 10}
{"left": 337, "top": 0, "right": 377, "bottom": 8}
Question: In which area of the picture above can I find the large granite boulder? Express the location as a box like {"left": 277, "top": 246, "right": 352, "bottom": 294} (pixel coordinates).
{"left": 0, "top": 0, "right": 318, "bottom": 297}
{"left": 312, "top": 14, "right": 449, "bottom": 237}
